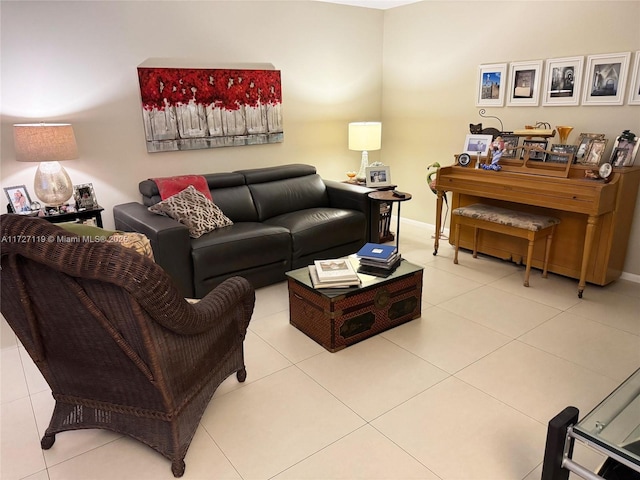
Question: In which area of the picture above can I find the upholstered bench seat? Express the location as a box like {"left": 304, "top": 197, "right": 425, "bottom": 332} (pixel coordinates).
{"left": 452, "top": 203, "right": 560, "bottom": 287}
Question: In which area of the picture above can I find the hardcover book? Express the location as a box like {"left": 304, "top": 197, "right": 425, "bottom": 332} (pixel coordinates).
{"left": 356, "top": 243, "right": 397, "bottom": 261}
{"left": 313, "top": 258, "right": 359, "bottom": 282}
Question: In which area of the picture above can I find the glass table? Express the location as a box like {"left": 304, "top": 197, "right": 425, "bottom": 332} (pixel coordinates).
{"left": 542, "top": 367, "right": 640, "bottom": 480}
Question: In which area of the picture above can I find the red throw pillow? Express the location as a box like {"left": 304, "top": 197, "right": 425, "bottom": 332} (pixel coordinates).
{"left": 153, "top": 175, "right": 212, "bottom": 201}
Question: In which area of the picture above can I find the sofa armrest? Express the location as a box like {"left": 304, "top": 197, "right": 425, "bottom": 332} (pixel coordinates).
{"left": 113, "top": 202, "right": 194, "bottom": 298}
{"left": 324, "top": 180, "right": 379, "bottom": 243}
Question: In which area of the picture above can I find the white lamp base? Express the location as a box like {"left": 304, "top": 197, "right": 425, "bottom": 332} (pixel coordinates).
{"left": 355, "top": 150, "right": 369, "bottom": 183}
{"left": 34, "top": 161, "right": 73, "bottom": 206}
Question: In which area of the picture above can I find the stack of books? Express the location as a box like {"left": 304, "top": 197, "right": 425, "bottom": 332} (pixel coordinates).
{"left": 308, "top": 258, "right": 360, "bottom": 288}
{"left": 356, "top": 243, "right": 401, "bottom": 277}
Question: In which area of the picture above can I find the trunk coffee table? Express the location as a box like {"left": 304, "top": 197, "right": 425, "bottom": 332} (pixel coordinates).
{"left": 286, "top": 257, "right": 423, "bottom": 352}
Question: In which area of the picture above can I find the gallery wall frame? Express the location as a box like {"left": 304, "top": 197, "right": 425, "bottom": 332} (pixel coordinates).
{"left": 582, "top": 52, "right": 630, "bottom": 106}
{"left": 507, "top": 60, "right": 543, "bottom": 106}
{"left": 542, "top": 56, "right": 584, "bottom": 106}
{"left": 476, "top": 63, "right": 507, "bottom": 107}
{"left": 628, "top": 51, "right": 640, "bottom": 105}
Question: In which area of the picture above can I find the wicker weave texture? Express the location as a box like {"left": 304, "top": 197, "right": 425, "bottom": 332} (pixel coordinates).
{"left": 0, "top": 214, "right": 255, "bottom": 477}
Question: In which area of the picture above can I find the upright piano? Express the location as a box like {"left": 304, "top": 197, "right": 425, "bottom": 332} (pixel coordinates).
{"left": 433, "top": 160, "right": 640, "bottom": 297}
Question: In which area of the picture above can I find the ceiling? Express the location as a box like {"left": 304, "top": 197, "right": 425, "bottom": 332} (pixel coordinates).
{"left": 314, "top": 0, "right": 423, "bottom": 10}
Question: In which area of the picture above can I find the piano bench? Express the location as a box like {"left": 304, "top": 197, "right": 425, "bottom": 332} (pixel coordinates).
{"left": 452, "top": 204, "right": 561, "bottom": 287}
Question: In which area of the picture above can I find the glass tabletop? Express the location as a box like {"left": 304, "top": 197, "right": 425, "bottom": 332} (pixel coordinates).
{"left": 285, "top": 255, "right": 423, "bottom": 299}
{"left": 574, "top": 367, "right": 640, "bottom": 467}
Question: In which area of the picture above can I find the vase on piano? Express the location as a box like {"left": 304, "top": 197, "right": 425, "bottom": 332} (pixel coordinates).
{"left": 557, "top": 126, "right": 573, "bottom": 144}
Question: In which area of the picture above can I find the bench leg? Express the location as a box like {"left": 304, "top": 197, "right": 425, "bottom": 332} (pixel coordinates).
{"left": 524, "top": 237, "right": 534, "bottom": 287}
{"left": 454, "top": 223, "right": 461, "bottom": 264}
{"left": 472, "top": 227, "right": 479, "bottom": 258}
{"left": 542, "top": 227, "right": 555, "bottom": 278}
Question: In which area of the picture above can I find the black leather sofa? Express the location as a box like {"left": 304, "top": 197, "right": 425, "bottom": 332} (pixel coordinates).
{"left": 114, "top": 164, "right": 378, "bottom": 298}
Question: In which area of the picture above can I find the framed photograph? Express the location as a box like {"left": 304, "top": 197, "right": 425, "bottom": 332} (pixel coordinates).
{"left": 462, "top": 134, "right": 493, "bottom": 156}
{"left": 4, "top": 185, "right": 33, "bottom": 214}
{"left": 582, "top": 52, "right": 631, "bottom": 106}
{"left": 628, "top": 51, "right": 640, "bottom": 105}
{"left": 542, "top": 56, "right": 584, "bottom": 106}
{"left": 74, "top": 183, "right": 99, "bottom": 209}
{"left": 501, "top": 135, "right": 519, "bottom": 159}
{"left": 575, "top": 133, "right": 605, "bottom": 162}
{"left": 507, "top": 60, "right": 543, "bottom": 106}
{"left": 476, "top": 63, "right": 507, "bottom": 107}
{"left": 582, "top": 138, "right": 608, "bottom": 166}
{"left": 521, "top": 140, "right": 548, "bottom": 161}
{"left": 365, "top": 166, "right": 391, "bottom": 188}
{"left": 609, "top": 133, "right": 639, "bottom": 167}
{"left": 547, "top": 144, "right": 578, "bottom": 164}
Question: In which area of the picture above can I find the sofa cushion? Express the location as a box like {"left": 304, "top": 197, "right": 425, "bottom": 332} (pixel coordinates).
{"left": 148, "top": 185, "right": 233, "bottom": 238}
{"left": 190, "top": 222, "right": 291, "bottom": 283}
{"left": 248, "top": 174, "right": 329, "bottom": 221}
{"left": 264, "top": 208, "right": 366, "bottom": 258}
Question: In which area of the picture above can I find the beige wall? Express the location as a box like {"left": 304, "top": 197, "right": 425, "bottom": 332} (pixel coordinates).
{"left": 2, "top": 0, "right": 640, "bottom": 276}
{"left": 382, "top": 1, "right": 640, "bottom": 276}
{"left": 0, "top": 0, "right": 384, "bottom": 222}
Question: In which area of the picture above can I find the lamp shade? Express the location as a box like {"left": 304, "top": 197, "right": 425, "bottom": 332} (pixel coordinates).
{"left": 348, "top": 122, "right": 382, "bottom": 151}
{"left": 14, "top": 123, "right": 78, "bottom": 162}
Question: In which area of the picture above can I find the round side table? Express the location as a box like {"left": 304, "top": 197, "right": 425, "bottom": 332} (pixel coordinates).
{"left": 367, "top": 190, "right": 412, "bottom": 250}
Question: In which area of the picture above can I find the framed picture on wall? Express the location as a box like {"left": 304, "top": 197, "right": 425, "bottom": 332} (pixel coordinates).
{"left": 542, "top": 56, "right": 584, "bottom": 106}
{"left": 628, "top": 51, "right": 640, "bottom": 105}
{"left": 476, "top": 63, "right": 507, "bottom": 107}
{"left": 582, "top": 52, "right": 631, "bottom": 106}
{"left": 507, "top": 60, "right": 543, "bottom": 106}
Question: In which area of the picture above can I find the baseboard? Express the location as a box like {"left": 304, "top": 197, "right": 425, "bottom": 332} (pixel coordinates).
{"left": 396, "top": 216, "right": 640, "bottom": 284}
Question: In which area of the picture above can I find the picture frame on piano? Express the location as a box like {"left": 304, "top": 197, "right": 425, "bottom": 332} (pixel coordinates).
{"left": 582, "top": 138, "right": 608, "bottom": 166}
{"left": 501, "top": 135, "right": 520, "bottom": 159}
{"left": 521, "top": 140, "right": 548, "bottom": 161}
{"left": 463, "top": 134, "right": 493, "bottom": 156}
{"left": 575, "top": 133, "right": 605, "bottom": 163}
{"left": 609, "top": 133, "right": 639, "bottom": 167}
{"left": 548, "top": 144, "right": 578, "bottom": 164}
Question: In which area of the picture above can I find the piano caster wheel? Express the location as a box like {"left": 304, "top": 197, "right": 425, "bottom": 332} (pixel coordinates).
{"left": 433, "top": 250, "right": 438, "bottom": 256}
{"left": 578, "top": 290, "right": 583, "bottom": 299}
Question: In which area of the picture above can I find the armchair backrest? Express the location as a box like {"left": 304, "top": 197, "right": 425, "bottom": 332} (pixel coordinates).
{"left": 0, "top": 214, "right": 226, "bottom": 407}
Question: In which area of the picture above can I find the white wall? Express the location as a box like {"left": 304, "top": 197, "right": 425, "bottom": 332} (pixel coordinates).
{"left": 382, "top": 1, "right": 640, "bottom": 275}
{"left": 0, "top": 0, "right": 384, "bottom": 225}
{"left": 2, "top": 0, "right": 640, "bottom": 275}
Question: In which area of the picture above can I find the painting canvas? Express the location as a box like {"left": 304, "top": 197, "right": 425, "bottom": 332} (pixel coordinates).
{"left": 138, "top": 67, "right": 283, "bottom": 152}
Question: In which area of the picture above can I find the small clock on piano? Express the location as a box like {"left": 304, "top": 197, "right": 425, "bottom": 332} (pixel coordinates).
{"left": 458, "top": 153, "right": 471, "bottom": 167}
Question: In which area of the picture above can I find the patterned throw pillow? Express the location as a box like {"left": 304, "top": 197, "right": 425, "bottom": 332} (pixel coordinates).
{"left": 108, "top": 232, "right": 155, "bottom": 260}
{"left": 148, "top": 185, "right": 233, "bottom": 238}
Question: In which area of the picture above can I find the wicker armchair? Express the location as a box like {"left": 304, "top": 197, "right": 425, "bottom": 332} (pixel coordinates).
{"left": 0, "top": 214, "right": 255, "bottom": 477}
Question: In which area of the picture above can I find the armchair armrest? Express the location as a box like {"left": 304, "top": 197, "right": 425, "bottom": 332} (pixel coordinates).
{"left": 324, "top": 180, "right": 380, "bottom": 243}
{"left": 113, "top": 202, "right": 194, "bottom": 298}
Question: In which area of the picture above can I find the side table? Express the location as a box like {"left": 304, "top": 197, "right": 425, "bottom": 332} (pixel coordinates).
{"left": 343, "top": 181, "right": 397, "bottom": 243}
{"left": 367, "top": 191, "right": 412, "bottom": 250}
{"left": 8, "top": 207, "right": 105, "bottom": 228}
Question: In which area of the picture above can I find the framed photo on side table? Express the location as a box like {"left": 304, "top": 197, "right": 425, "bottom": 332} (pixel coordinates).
{"left": 74, "top": 183, "right": 99, "bottom": 209}
{"left": 582, "top": 52, "right": 631, "bottom": 106}
{"left": 507, "top": 60, "right": 543, "bottom": 106}
{"left": 4, "top": 185, "right": 33, "bottom": 214}
{"left": 542, "top": 56, "right": 584, "bottom": 106}
{"left": 365, "top": 166, "right": 392, "bottom": 188}
{"left": 476, "top": 63, "right": 507, "bottom": 107}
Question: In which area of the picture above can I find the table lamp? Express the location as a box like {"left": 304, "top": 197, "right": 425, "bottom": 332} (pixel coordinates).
{"left": 13, "top": 123, "right": 78, "bottom": 207}
{"left": 349, "top": 122, "right": 381, "bottom": 182}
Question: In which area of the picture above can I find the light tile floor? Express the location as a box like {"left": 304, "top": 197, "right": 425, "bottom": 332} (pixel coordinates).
{"left": 2, "top": 221, "right": 639, "bottom": 480}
